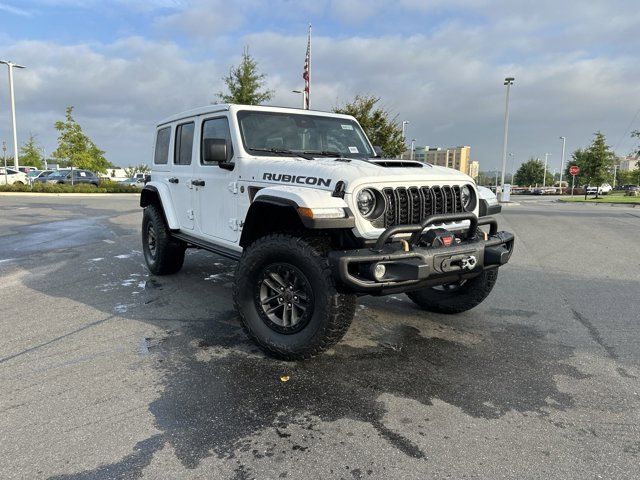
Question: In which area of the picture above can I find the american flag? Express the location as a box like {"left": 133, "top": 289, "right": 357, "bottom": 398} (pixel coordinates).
{"left": 303, "top": 25, "right": 311, "bottom": 109}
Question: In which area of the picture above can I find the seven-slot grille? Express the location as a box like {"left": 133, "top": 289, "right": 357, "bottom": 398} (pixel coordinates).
{"left": 374, "top": 185, "right": 464, "bottom": 228}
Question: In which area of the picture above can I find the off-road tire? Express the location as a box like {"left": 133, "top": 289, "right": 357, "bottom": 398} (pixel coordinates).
{"left": 406, "top": 269, "right": 499, "bottom": 314}
{"left": 233, "top": 234, "right": 356, "bottom": 360}
{"left": 142, "top": 204, "right": 186, "bottom": 275}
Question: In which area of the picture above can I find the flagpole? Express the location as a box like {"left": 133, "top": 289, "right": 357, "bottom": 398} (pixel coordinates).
{"left": 307, "top": 24, "right": 311, "bottom": 110}
{"left": 303, "top": 24, "right": 311, "bottom": 110}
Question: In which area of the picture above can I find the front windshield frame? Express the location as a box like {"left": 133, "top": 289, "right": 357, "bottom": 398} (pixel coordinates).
{"left": 236, "top": 110, "right": 374, "bottom": 159}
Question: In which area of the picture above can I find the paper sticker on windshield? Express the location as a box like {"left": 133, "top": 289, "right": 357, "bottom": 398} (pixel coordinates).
{"left": 348, "top": 146, "right": 359, "bottom": 153}
{"left": 341, "top": 124, "right": 354, "bottom": 130}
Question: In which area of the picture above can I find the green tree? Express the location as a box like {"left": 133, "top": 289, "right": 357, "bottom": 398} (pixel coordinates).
{"left": 51, "top": 106, "right": 112, "bottom": 174}
{"left": 566, "top": 132, "right": 615, "bottom": 198}
{"left": 333, "top": 95, "right": 405, "bottom": 158}
{"left": 124, "top": 164, "right": 151, "bottom": 177}
{"left": 513, "top": 158, "right": 553, "bottom": 186}
{"left": 19, "top": 134, "right": 45, "bottom": 168}
{"left": 216, "top": 47, "right": 273, "bottom": 105}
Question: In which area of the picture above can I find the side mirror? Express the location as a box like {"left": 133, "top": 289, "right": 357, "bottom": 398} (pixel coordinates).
{"left": 373, "top": 145, "right": 383, "bottom": 158}
{"left": 202, "top": 138, "right": 227, "bottom": 164}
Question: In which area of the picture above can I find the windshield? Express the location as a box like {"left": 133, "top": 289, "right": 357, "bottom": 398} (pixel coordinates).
{"left": 237, "top": 110, "right": 374, "bottom": 159}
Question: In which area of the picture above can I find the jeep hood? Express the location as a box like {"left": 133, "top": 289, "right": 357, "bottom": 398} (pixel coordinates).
{"left": 246, "top": 156, "right": 474, "bottom": 193}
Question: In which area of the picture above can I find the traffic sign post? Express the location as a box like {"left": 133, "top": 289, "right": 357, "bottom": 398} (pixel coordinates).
{"left": 569, "top": 165, "right": 580, "bottom": 196}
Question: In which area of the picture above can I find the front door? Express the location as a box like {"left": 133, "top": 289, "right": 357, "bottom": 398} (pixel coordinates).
{"left": 170, "top": 121, "right": 196, "bottom": 230}
{"left": 193, "top": 115, "right": 238, "bottom": 243}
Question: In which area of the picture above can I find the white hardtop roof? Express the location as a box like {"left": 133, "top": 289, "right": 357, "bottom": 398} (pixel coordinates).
{"left": 157, "top": 104, "right": 356, "bottom": 127}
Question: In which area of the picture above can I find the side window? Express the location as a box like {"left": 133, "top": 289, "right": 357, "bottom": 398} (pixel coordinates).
{"left": 174, "top": 122, "right": 195, "bottom": 166}
{"left": 154, "top": 126, "right": 171, "bottom": 165}
{"left": 201, "top": 117, "right": 234, "bottom": 164}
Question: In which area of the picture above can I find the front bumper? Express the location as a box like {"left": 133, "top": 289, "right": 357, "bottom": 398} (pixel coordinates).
{"left": 329, "top": 213, "right": 514, "bottom": 294}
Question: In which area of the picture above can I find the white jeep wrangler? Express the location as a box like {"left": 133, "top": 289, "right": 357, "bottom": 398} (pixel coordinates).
{"left": 140, "top": 104, "right": 514, "bottom": 359}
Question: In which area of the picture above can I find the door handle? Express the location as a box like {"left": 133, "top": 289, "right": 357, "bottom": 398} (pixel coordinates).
{"left": 191, "top": 179, "right": 205, "bottom": 187}
{"left": 168, "top": 177, "right": 179, "bottom": 184}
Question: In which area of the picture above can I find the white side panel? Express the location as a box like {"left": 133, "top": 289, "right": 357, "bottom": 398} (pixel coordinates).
{"left": 252, "top": 185, "right": 349, "bottom": 209}
{"left": 145, "top": 181, "right": 180, "bottom": 230}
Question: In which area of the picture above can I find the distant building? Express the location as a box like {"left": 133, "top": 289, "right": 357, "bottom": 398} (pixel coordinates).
{"left": 620, "top": 156, "right": 639, "bottom": 172}
{"left": 467, "top": 160, "right": 479, "bottom": 179}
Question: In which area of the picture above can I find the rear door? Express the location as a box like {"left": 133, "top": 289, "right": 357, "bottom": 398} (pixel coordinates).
{"left": 170, "top": 122, "right": 196, "bottom": 230}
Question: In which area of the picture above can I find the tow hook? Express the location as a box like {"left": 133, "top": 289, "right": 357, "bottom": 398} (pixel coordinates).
{"left": 440, "top": 254, "right": 478, "bottom": 272}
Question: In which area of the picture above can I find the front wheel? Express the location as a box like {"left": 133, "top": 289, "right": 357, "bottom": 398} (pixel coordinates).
{"left": 233, "top": 234, "right": 356, "bottom": 360}
{"left": 406, "top": 269, "right": 499, "bottom": 314}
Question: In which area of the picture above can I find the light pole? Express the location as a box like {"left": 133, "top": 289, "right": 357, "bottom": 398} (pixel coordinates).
{"left": 559, "top": 136, "right": 566, "bottom": 194}
{"left": 508, "top": 152, "right": 515, "bottom": 183}
{"left": 292, "top": 90, "right": 304, "bottom": 109}
{"left": 613, "top": 164, "right": 619, "bottom": 189}
{"left": 543, "top": 153, "right": 551, "bottom": 187}
{"left": 500, "top": 76, "right": 514, "bottom": 200}
{"left": 0, "top": 60, "right": 26, "bottom": 169}
{"left": 402, "top": 120, "right": 410, "bottom": 141}
{"left": 2, "top": 141, "right": 7, "bottom": 185}
{"left": 410, "top": 139, "right": 416, "bottom": 160}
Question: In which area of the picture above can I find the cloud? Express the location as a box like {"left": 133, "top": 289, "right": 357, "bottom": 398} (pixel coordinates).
{"left": 1, "top": 0, "right": 639, "bottom": 169}
{"left": 0, "top": 2, "right": 32, "bottom": 16}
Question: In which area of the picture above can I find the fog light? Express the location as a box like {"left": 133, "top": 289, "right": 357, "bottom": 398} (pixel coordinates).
{"left": 373, "top": 263, "right": 386, "bottom": 281}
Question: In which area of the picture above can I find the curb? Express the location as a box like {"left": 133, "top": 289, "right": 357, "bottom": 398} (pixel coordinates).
{"left": 556, "top": 199, "right": 639, "bottom": 208}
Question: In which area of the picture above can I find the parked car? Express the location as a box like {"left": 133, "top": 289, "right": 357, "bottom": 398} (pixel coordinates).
{"left": 18, "top": 166, "right": 39, "bottom": 175}
{"left": 586, "top": 183, "right": 612, "bottom": 195}
{"left": 45, "top": 169, "right": 100, "bottom": 186}
{"left": 625, "top": 185, "right": 639, "bottom": 197}
{"left": 0, "top": 167, "right": 29, "bottom": 185}
{"left": 118, "top": 177, "right": 145, "bottom": 188}
{"left": 28, "top": 169, "right": 54, "bottom": 184}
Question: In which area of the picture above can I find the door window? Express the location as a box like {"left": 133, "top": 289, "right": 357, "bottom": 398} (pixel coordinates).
{"left": 201, "top": 117, "right": 233, "bottom": 164}
{"left": 174, "top": 122, "right": 195, "bottom": 165}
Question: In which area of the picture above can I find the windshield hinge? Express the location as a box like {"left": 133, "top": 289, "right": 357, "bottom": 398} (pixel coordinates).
{"left": 228, "top": 181, "right": 238, "bottom": 194}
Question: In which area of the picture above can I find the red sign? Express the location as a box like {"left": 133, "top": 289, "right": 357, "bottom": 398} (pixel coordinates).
{"left": 569, "top": 165, "right": 580, "bottom": 176}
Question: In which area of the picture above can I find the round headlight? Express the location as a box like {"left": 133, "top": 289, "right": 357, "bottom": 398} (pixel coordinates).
{"left": 357, "top": 189, "right": 376, "bottom": 217}
{"left": 461, "top": 185, "right": 475, "bottom": 211}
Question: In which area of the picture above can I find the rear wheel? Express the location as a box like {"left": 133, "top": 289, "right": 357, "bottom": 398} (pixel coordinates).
{"left": 406, "top": 269, "right": 498, "bottom": 314}
{"left": 142, "top": 204, "right": 186, "bottom": 275}
{"left": 233, "top": 234, "right": 356, "bottom": 360}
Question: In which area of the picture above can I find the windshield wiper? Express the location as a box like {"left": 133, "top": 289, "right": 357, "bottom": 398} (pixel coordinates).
{"left": 300, "top": 150, "right": 343, "bottom": 157}
{"left": 248, "top": 147, "right": 313, "bottom": 160}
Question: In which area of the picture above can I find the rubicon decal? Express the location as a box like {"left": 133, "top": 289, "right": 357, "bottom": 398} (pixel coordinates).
{"left": 262, "top": 173, "right": 332, "bottom": 187}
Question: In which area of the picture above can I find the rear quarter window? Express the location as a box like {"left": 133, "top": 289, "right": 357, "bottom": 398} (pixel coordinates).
{"left": 154, "top": 127, "right": 171, "bottom": 165}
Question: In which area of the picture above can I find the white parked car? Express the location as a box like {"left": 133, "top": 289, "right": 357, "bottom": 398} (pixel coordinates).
{"left": 140, "top": 104, "right": 515, "bottom": 359}
{"left": 0, "top": 167, "right": 29, "bottom": 185}
{"left": 586, "top": 183, "right": 612, "bottom": 195}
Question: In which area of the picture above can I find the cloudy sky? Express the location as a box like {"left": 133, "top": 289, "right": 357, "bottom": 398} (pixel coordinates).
{"left": 0, "top": 0, "right": 639, "bottom": 171}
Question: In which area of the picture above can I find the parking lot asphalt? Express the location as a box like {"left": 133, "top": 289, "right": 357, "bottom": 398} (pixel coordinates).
{"left": 1, "top": 194, "right": 639, "bottom": 479}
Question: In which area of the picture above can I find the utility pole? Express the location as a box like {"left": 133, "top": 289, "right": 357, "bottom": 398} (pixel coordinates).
{"left": 0, "top": 60, "right": 26, "bottom": 169}
{"left": 410, "top": 139, "right": 416, "bottom": 160}
{"left": 500, "top": 77, "right": 515, "bottom": 200}
{"left": 613, "top": 165, "right": 619, "bottom": 189}
{"left": 543, "top": 153, "right": 551, "bottom": 187}
{"left": 559, "top": 136, "right": 566, "bottom": 194}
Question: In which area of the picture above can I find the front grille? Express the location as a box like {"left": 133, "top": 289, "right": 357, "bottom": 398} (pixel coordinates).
{"left": 375, "top": 185, "right": 464, "bottom": 228}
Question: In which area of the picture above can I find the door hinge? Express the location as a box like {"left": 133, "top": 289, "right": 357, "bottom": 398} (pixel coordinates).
{"left": 228, "top": 181, "right": 238, "bottom": 194}
{"left": 228, "top": 218, "right": 239, "bottom": 230}
{"left": 187, "top": 209, "right": 194, "bottom": 220}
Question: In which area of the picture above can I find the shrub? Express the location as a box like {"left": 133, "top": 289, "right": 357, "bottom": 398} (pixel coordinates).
{"left": 0, "top": 181, "right": 140, "bottom": 194}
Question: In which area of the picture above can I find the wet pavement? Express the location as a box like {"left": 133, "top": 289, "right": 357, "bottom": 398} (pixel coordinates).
{"left": 1, "top": 194, "right": 639, "bottom": 479}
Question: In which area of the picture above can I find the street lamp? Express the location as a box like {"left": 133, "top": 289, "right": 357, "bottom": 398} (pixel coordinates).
{"left": 0, "top": 60, "right": 26, "bottom": 170}
{"left": 401, "top": 120, "right": 410, "bottom": 141}
{"left": 559, "top": 136, "right": 566, "bottom": 194}
{"left": 543, "top": 153, "right": 551, "bottom": 188}
{"left": 500, "top": 76, "right": 514, "bottom": 201}
{"left": 410, "top": 139, "right": 416, "bottom": 160}
{"left": 292, "top": 90, "right": 304, "bottom": 109}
